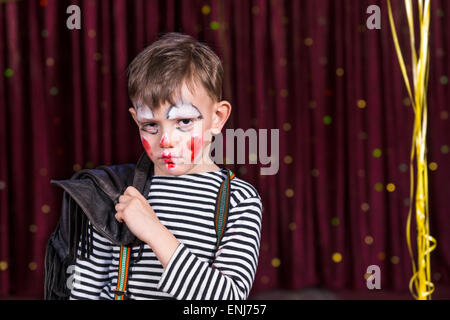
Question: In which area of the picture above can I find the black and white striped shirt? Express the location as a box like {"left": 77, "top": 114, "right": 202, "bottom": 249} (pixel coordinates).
{"left": 69, "top": 168, "right": 262, "bottom": 300}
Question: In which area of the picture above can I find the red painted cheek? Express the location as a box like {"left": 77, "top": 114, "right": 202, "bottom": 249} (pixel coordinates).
{"left": 141, "top": 137, "right": 152, "bottom": 157}
{"left": 188, "top": 136, "right": 203, "bottom": 162}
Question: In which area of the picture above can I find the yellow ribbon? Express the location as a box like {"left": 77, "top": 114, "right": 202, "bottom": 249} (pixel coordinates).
{"left": 387, "top": 0, "right": 436, "bottom": 300}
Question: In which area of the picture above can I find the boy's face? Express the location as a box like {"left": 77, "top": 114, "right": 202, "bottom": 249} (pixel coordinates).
{"left": 129, "top": 82, "right": 230, "bottom": 176}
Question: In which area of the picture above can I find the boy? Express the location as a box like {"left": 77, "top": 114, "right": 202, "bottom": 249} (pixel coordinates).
{"left": 63, "top": 33, "right": 262, "bottom": 300}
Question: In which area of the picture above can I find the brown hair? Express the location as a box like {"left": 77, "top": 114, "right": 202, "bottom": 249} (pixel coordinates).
{"left": 127, "top": 32, "right": 223, "bottom": 108}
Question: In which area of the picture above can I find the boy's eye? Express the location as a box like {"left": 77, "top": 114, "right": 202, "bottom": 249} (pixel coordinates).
{"left": 142, "top": 123, "right": 158, "bottom": 134}
{"left": 177, "top": 119, "right": 194, "bottom": 131}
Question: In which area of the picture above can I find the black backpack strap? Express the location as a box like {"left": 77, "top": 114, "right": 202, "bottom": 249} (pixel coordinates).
{"left": 213, "top": 169, "right": 235, "bottom": 261}
{"left": 113, "top": 152, "right": 153, "bottom": 300}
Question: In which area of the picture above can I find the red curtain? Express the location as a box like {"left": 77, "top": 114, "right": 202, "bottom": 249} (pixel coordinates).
{"left": 0, "top": 0, "right": 449, "bottom": 298}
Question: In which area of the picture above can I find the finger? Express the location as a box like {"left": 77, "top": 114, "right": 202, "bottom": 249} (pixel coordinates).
{"left": 115, "top": 202, "right": 125, "bottom": 211}
{"left": 124, "top": 186, "right": 141, "bottom": 197}
{"left": 118, "top": 194, "right": 131, "bottom": 203}
{"left": 115, "top": 212, "right": 124, "bottom": 223}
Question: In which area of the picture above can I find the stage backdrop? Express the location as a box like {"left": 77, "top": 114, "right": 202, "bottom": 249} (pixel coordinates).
{"left": 0, "top": 0, "right": 449, "bottom": 298}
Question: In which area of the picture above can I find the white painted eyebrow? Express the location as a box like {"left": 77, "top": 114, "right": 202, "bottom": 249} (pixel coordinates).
{"left": 136, "top": 104, "right": 154, "bottom": 121}
{"left": 166, "top": 102, "right": 202, "bottom": 119}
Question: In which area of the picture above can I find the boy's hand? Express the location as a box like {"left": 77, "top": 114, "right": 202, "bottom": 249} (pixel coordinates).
{"left": 114, "top": 186, "right": 159, "bottom": 243}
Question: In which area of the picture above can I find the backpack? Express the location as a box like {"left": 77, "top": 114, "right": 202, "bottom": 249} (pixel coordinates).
{"left": 44, "top": 152, "right": 234, "bottom": 300}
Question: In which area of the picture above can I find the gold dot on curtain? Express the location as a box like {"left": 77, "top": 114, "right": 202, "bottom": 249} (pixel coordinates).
{"left": 210, "top": 21, "right": 220, "bottom": 30}
{"left": 331, "top": 217, "right": 339, "bottom": 226}
{"left": 201, "top": 5, "right": 211, "bottom": 15}
{"left": 46, "top": 57, "right": 54, "bottom": 67}
{"left": 399, "top": 163, "right": 408, "bottom": 172}
{"left": 239, "top": 166, "right": 247, "bottom": 175}
{"left": 280, "top": 89, "right": 288, "bottom": 98}
{"left": 378, "top": 252, "right": 386, "bottom": 260}
{"left": 359, "top": 132, "right": 368, "bottom": 140}
{"left": 73, "top": 163, "right": 81, "bottom": 172}
{"left": 288, "top": 222, "right": 296, "bottom": 231}
{"left": 374, "top": 183, "right": 383, "bottom": 192}
{"left": 386, "top": 183, "right": 396, "bottom": 192}
{"left": 41, "top": 204, "right": 51, "bottom": 214}
{"left": 318, "top": 16, "right": 327, "bottom": 25}
{"left": 358, "top": 24, "right": 367, "bottom": 33}
{"left": 390, "top": 256, "right": 400, "bottom": 264}
{"left": 271, "top": 258, "right": 281, "bottom": 268}
{"left": 319, "top": 57, "right": 328, "bottom": 66}
{"left": 0, "top": 181, "right": 6, "bottom": 190}
{"left": 261, "top": 275, "right": 270, "bottom": 284}
{"left": 285, "top": 188, "right": 294, "bottom": 198}
{"left": 358, "top": 169, "right": 365, "bottom": 178}
{"left": 403, "top": 97, "right": 411, "bottom": 106}
{"left": 88, "top": 29, "right": 96, "bottom": 38}
{"left": 336, "top": 68, "right": 344, "bottom": 76}
{"left": 365, "top": 235, "right": 373, "bottom": 245}
{"left": 0, "top": 261, "right": 8, "bottom": 271}
{"left": 28, "top": 262, "right": 37, "bottom": 271}
{"left": 39, "top": 168, "right": 48, "bottom": 176}
{"left": 282, "top": 122, "right": 291, "bottom": 131}
{"left": 357, "top": 99, "right": 366, "bottom": 109}
{"left": 304, "top": 37, "right": 313, "bottom": 46}
{"left": 284, "top": 155, "right": 293, "bottom": 164}
{"left": 50, "top": 86, "right": 58, "bottom": 96}
{"left": 252, "top": 5, "right": 259, "bottom": 15}
{"left": 311, "top": 169, "right": 319, "bottom": 177}
{"left": 429, "top": 162, "right": 438, "bottom": 171}
{"left": 282, "top": 16, "right": 289, "bottom": 25}
{"left": 85, "top": 161, "right": 94, "bottom": 169}
{"left": 361, "top": 202, "right": 370, "bottom": 212}
{"left": 93, "top": 52, "right": 102, "bottom": 61}
{"left": 434, "top": 272, "right": 442, "bottom": 281}
{"left": 332, "top": 252, "right": 342, "bottom": 263}
{"left": 441, "top": 111, "right": 448, "bottom": 120}
{"left": 372, "top": 148, "right": 382, "bottom": 158}
{"left": 29, "top": 224, "right": 38, "bottom": 233}
{"left": 441, "top": 145, "right": 449, "bottom": 154}
{"left": 279, "top": 57, "right": 287, "bottom": 66}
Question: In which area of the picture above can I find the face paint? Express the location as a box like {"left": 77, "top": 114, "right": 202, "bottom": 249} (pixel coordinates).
{"left": 160, "top": 133, "right": 169, "bottom": 147}
{"left": 188, "top": 134, "right": 203, "bottom": 163}
{"left": 166, "top": 102, "right": 201, "bottom": 120}
{"left": 136, "top": 103, "right": 154, "bottom": 122}
{"left": 141, "top": 137, "right": 152, "bottom": 157}
{"left": 161, "top": 151, "right": 175, "bottom": 169}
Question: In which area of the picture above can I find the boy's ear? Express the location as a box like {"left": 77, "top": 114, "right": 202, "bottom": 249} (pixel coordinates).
{"left": 212, "top": 100, "right": 232, "bottom": 135}
{"left": 129, "top": 107, "right": 139, "bottom": 126}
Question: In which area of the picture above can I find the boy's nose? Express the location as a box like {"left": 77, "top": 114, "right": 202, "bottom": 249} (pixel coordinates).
{"left": 159, "top": 133, "right": 172, "bottom": 148}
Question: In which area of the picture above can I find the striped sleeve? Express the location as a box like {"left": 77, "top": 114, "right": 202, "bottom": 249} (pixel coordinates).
{"left": 69, "top": 222, "right": 114, "bottom": 300}
{"left": 156, "top": 196, "right": 263, "bottom": 300}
